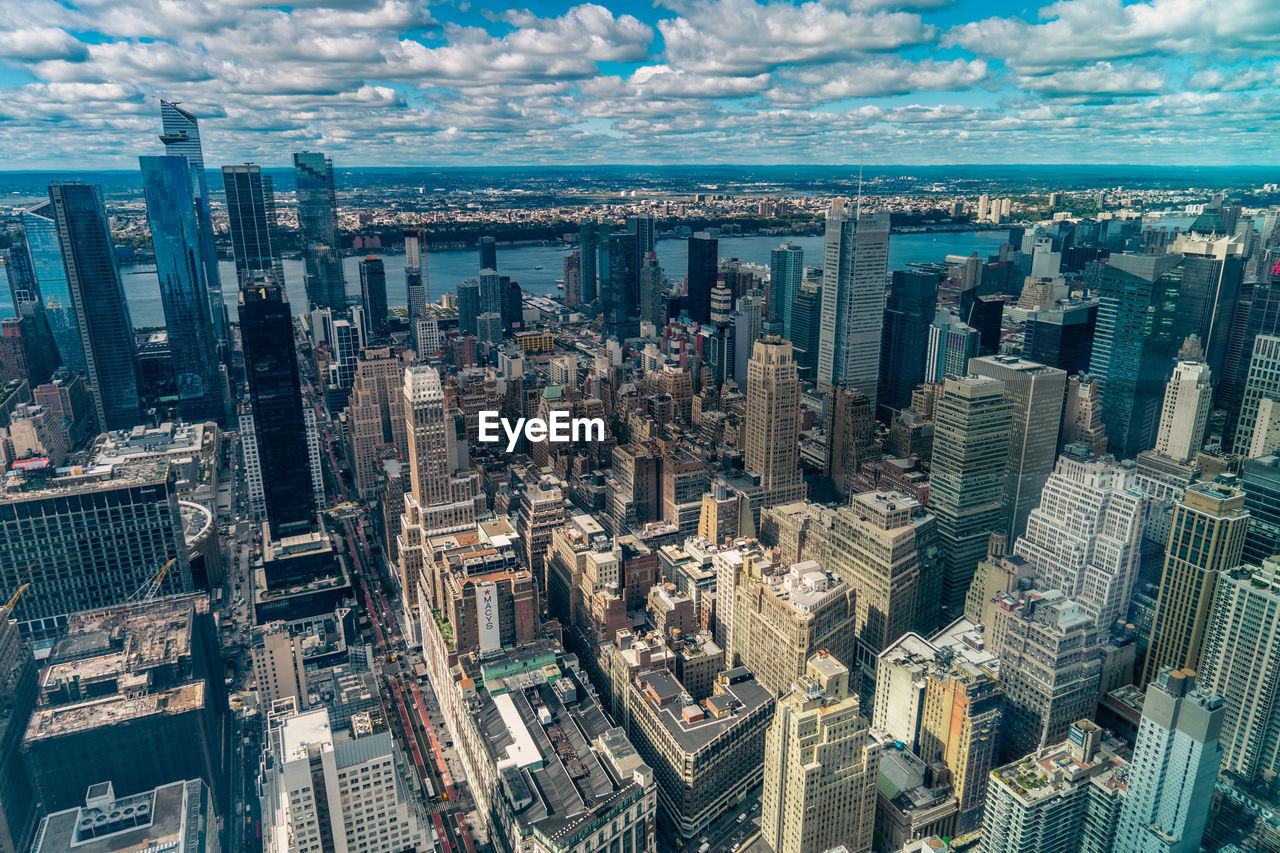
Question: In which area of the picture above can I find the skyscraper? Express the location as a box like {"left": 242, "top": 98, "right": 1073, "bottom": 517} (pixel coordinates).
{"left": 1113, "top": 668, "right": 1224, "bottom": 853}
{"left": 768, "top": 242, "right": 803, "bottom": 339}
{"left": 686, "top": 232, "right": 717, "bottom": 325}
{"left": 222, "top": 164, "right": 284, "bottom": 286}
{"left": 926, "top": 307, "right": 980, "bottom": 382}
{"left": 347, "top": 346, "right": 407, "bottom": 500}
{"left": 816, "top": 200, "right": 890, "bottom": 404}
{"left": 404, "top": 226, "right": 428, "bottom": 316}
{"left": 563, "top": 250, "right": 582, "bottom": 308}
{"left": 1024, "top": 299, "right": 1098, "bottom": 375}
{"left": 1141, "top": 478, "right": 1249, "bottom": 686}
{"left": 1154, "top": 338, "right": 1212, "bottom": 462}
{"left": 20, "top": 201, "right": 84, "bottom": 374}
{"left": 158, "top": 100, "right": 226, "bottom": 356}
{"left": 760, "top": 653, "right": 879, "bottom": 853}
{"left": 1199, "top": 559, "right": 1280, "bottom": 785}
{"left": 1014, "top": 445, "right": 1146, "bottom": 637}
{"left": 968, "top": 354, "right": 1067, "bottom": 540}
{"left": 930, "top": 376, "right": 1012, "bottom": 618}
{"left": 239, "top": 275, "right": 315, "bottom": 537}
{"left": 1241, "top": 455, "right": 1280, "bottom": 567}
{"left": 879, "top": 269, "right": 939, "bottom": 414}
{"left": 292, "top": 151, "right": 345, "bottom": 311}
{"left": 1062, "top": 373, "right": 1108, "bottom": 455}
{"left": 745, "top": 336, "right": 805, "bottom": 506}
{"left": 457, "top": 279, "right": 480, "bottom": 336}
{"left": 1169, "top": 230, "right": 1245, "bottom": 382}
{"left": 579, "top": 220, "right": 599, "bottom": 303}
{"left": 48, "top": 182, "right": 143, "bottom": 430}
{"left": 139, "top": 155, "right": 226, "bottom": 423}
{"left": 1090, "top": 253, "right": 1187, "bottom": 458}
{"left": 359, "top": 255, "right": 388, "bottom": 335}
{"left": 1233, "top": 334, "right": 1280, "bottom": 458}
{"left": 478, "top": 234, "right": 497, "bottom": 271}
{"left": 790, "top": 279, "right": 822, "bottom": 377}
{"left": 602, "top": 232, "right": 640, "bottom": 340}
{"left": 639, "top": 250, "right": 664, "bottom": 329}
{"left": 0, "top": 602, "right": 37, "bottom": 853}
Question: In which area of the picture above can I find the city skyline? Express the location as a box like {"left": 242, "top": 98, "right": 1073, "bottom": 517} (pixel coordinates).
{"left": 0, "top": 0, "right": 1277, "bottom": 168}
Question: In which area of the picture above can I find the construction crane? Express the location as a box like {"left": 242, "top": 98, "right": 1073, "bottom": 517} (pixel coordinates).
{"left": 129, "top": 557, "right": 178, "bottom": 602}
{"left": 4, "top": 558, "right": 38, "bottom": 611}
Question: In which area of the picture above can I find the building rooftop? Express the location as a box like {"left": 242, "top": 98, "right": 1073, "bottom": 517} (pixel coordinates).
{"left": 31, "top": 779, "right": 210, "bottom": 853}
{"left": 27, "top": 681, "right": 207, "bottom": 740}
{"left": 0, "top": 456, "right": 172, "bottom": 499}
{"left": 635, "top": 665, "right": 773, "bottom": 755}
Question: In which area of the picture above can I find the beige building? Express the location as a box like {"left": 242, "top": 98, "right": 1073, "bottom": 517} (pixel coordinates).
{"left": 1141, "top": 478, "right": 1249, "bottom": 686}
{"left": 346, "top": 346, "right": 408, "bottom": 499}
{"left": 251, "top": 625, "right": 309, "bottom": 709}
{"left": 761, "top": 652, "right": 880, "bottom": 853}
{"left": 730, "top": 559, "right": 858, "bottom": 698}
{"left": 745, "top": 336, "right": 806, "bottom": 507}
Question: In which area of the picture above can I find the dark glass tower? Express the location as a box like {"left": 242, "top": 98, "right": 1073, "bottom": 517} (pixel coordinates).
{"left": 1242, "top": 455, "right": 1280, "bottom": 568}
{"left": 20, "top": 201, "right": 84, "bottom": 374}
{"left": 579, "top": 221, "right": 598, "bottom": 303}
{"left": 222, "top": 165, "right": 284, "bottom": 286}
{"left": 4, "top": 244, "right": 61, "bottom": 386}
{"left": 960, "top": 291, "right": 1003, "bottom": 356}
{"left": 140, "top": 155, "right": 226, "bottom": 423}
{"left": 4, "top": 242, "right": 38, "bottom": 311}
{"left": 48, "top": 182, "right": 142, "bottom": 430}
{"left": 1024, "top": 300, "right": 1097, "bottom": 375}
{"left": 478, "top": 235, "right": 497, "bottom": 271}
{"left": 1089, "top": 253, "right": 1186, "bottom": 458}
{"left": 602, "top": 232, "right": 639, "bottom": 341}
{"left": 292, "top": 152, "right": 344, "bottom": 311}
{"left": 159, "top": 100, "right": 226, "bottom": 356}
{"left": 768, "top": 242, "right": 803, "bottom": 338}
{"left": 359, "top": 256, "right": 387, "bottom": 336}
{"left": 240, "top": 277, "right": 315, "bottom": 537}
{"left": 503, "top": 279, "right": 523, "bottom": 335}
{"left": 686, "top": 232, "right": 718, "bottom": 325}
{"left": 457, "top": 280, "right": 480, "bottom": 336}
{"left": 791, "top": 282, "right": 822, "bottom": 379}
{"left": 879, "top": 269, "right": 939, "bottom": 414}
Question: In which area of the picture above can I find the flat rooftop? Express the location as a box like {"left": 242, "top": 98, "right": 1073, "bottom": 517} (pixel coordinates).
{"left": 636, "top": 666, "right": 773, "bottom": 755}
{"left": 33, "top": 779, "right": 207, "bottom": 853}
{"left": 27, "top": 681, "right": 206, "bottom": 740}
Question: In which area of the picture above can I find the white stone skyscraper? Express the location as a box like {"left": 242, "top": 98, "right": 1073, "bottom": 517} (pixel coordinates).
{"left": 761, "top": 652, "right": 879, "bottom": 853}
{"left": 1113, "top": 668, "right": 1224, "bottom": 853}
{"left": 1013, "top": 444, "right": 1147, "bottom": 639}
{"left": 1154, "top": 337, "right": 1212, "bottom": 462}
{"left": 816, "top": 199, "right": 890, "bottom": 401}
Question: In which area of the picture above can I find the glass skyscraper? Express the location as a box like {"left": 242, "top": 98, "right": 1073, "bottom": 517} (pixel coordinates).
{"left": 140, "top": 154, "right": 227, "bottom": 423}
{"left": 240, "top": 276, "right": 315, "bottom": 537}
{"left": 159, "top": 100, "right": 226, "bottom": 355}
{"left": 768, "top": 242, "right": 803, "bottom": 339}
{"left": 602, "top": 232, "right": 639, "bottom": 341}
{"left": 878, "top": 269, "right": 939, "bottom": 414}
{"left": 579, "top": 220, "right": 599, "bottom": 304}
{"left": 1089, "top": 253, "right": 1186, "bottom": 458}
{"left": 686, "top": 232, "right": 717, "bottom": 325}
{"left": 222, "top": 165, "right": 284, "bottom": 287}
{"left": 293, "top": 151, "right": 345, "bottom": 311}
{"left": 47, "top": 182, "right": 142, "bottom": 430}
{"left": 359, "top": 256, "right": 387, "bottom": 336}
{"left": 20, "top": 201, "right": 84, "bottom": 374}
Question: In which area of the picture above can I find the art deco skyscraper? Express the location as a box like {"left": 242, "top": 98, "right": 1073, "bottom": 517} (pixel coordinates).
{"left": 745, "top": 335, "right": 805, "bottom": 506}
{"left": 239, "top": 275, "right": 315, "bottom": 537}
{"left": 816, "top": 200, "right": 890, "bottom": 403}
{"left": 222, "top": 164, "right": 284, "bottom": 286}
{"left": 1141, "top": 478, "right": 1249, "bottom": 686}
{"left": 969, "top": 354, "right": 1067, "bottom": 540}
{"left": 159, "top": 100, "right": 226, "bottom": 355}
{"left": 48, "top": 182, "right": 143, "bottom": 430}
{"left": 347, "top": 346, "right": 408, "bottom": 499}
{"left": 930, "top": 376, "right": 1012, "bottom": 618}
{"left": 1114, "top": 669, "right": 1224, "bottom": 853}
{"left": 139, "top": 155, "right": 227, "bottom": 423}
{"left": 1014, "top": 445, "right": 1147, "bottom": 639}
{"left": 1154, "top": 338, "right": 1212, "bottom": 462}
{"left": 761, "top": 653, "right": 879, "bottom": 853}
{"left": 293, "top": 151, "right": 345, "bottom": 311}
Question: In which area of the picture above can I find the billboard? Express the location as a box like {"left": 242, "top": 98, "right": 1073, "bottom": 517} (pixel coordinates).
{"left": 476, "top": 581, "right": 501, "bottom": 653}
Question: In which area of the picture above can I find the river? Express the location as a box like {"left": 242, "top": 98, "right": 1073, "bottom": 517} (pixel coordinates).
{"left": 3, "top": 229, "right": 1015, "bottom": 325}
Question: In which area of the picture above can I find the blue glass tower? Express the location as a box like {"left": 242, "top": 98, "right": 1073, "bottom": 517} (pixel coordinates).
{"left": 768, "top": 242, "right": 803, "bottom": 338}
{"left": 159, "top": 100, "right": 227, "bottom": 356}
{"left": 293, "top": 152, "right": 345, "bottom": 311}
{"left": 20, "top": 201, "right": 85, "bottom": 374}
{"left": 140, "top": 155, "right": 227, "bottom": 423}
{"left": 48, "top": 182, "right": 142, "bottom": 430}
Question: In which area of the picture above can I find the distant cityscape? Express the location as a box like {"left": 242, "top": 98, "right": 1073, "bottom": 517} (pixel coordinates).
{"left": 2, "top": 91, "right": 1280, "bottom": 853}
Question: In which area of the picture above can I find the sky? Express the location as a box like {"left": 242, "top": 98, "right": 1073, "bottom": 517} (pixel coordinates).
{"left": 1, "top": 0, "right": 1279, "bottom": 169}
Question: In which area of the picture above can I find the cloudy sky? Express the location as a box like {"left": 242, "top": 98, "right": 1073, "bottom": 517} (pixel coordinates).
{"left": 0, "top": 0, "right": 1278, "bottom": 169}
